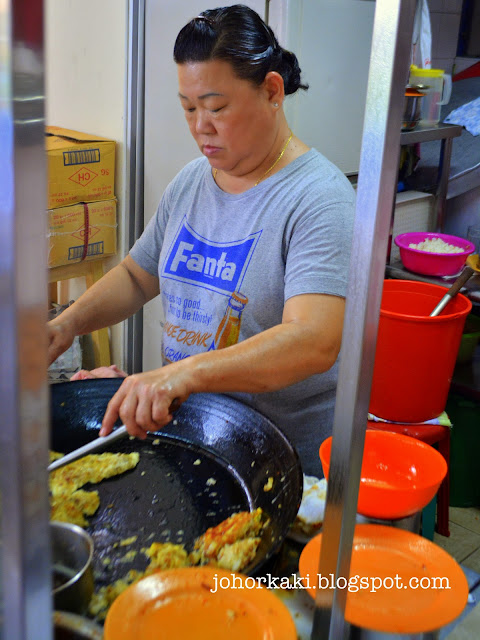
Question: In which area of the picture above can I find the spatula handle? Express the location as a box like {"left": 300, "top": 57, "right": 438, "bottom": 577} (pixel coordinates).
{"left": 430, "top": 266, "right": 474, "bottom": 317}
{"left": 48, "top": 426, "right": 128, "bottom": 472}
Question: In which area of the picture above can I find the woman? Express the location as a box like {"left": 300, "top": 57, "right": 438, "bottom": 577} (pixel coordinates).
{"left": 48, "top": 5, "right": 355, "bottom": 475}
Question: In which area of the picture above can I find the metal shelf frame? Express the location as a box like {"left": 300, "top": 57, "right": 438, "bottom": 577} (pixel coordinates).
{"left": 399, "top": 123, "right": 462, "bottom": 234}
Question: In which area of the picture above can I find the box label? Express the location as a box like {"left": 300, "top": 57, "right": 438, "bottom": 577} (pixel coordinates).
{"left": 63, "top": 148, "right": 100, "bottom": 166}
{"left": 68, "top": 166, "right": 99, "bottom": 187}
{"left": 68, "top": 241, "right": 105, "bottom": 261}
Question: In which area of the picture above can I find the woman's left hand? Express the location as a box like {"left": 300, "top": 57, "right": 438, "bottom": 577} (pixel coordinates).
{"left": 70, "top": 364, "right": 128, "bottom": 381}
{"left": 99, "top": 365, "right": 192, "bottom": 439}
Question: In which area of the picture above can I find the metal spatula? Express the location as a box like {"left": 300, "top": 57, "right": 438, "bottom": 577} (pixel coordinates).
{"left": 48, "top": 397, "right": 182, "bottom": 472}
{"left": 430, "top": 255, "right": 480, "bottom": 317}
{"left": 48, "top": 426, "right": 129, "bottom": 472}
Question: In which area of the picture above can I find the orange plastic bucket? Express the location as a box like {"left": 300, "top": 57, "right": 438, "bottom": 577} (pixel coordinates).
{"left": 369, "top": 279, "right": 471, "bottom": 423}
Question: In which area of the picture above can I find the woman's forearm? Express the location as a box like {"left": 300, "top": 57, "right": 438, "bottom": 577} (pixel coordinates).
{"left": 185, "top": 319, "right": 337, "bottom": 395}
{"left": 177, "top": 292, "right": 345, "bottom": 396}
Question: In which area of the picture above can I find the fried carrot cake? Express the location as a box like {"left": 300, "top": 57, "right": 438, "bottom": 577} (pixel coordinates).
{"left": 49, "top": 451, "right": 140, "bottom": 528}
{"left": 88, "top": 508, "right": 266, "bottom": 620}
{"left": 50, "top": 489, "right": 100, "bottom": 528}
{"left": 189, "top": 507, "right": 265, "bottom": 570}
{"left": 89, "top": 542, "right": 190, "bottom": 620}
{"left": 49, "top": 452, "right": 140, "bottom": 500}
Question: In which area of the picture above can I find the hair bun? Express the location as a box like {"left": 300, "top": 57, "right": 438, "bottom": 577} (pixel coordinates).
{"left": 275, "top": 49, "right": 309, "bottom": 95}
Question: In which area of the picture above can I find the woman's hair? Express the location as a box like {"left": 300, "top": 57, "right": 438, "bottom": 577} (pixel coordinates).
{"left": 173, "top": 4, "right": 308, "bottom": 95}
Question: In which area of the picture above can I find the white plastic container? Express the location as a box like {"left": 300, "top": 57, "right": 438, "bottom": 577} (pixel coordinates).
{"left": 409, "top": 66, "right": 452, "bottom": 125}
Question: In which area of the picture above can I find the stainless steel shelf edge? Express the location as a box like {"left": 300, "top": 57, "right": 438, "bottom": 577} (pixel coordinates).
{"left": 400, "top": 122, "right": 462, "bottom": 145}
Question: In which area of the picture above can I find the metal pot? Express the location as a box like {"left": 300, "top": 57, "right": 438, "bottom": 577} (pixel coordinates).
{"left": 51, "top": 522, "right": 94, "bottom": 615}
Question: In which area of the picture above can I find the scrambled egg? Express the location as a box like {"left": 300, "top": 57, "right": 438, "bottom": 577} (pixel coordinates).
{"left": 144, "top": 542, "right": 190, "bottom": 571}
{"left": 263, "top": 476, "right": 274, "bottom": 492}
{"left": 215, "top": 538, "right": 261, "bottom": 572}
{"left": 89, "top": 569, "right": 142, "bottom": 620}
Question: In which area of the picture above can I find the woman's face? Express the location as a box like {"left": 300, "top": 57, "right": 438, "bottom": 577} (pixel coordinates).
{"left": 177, "top": 59, "right": 277, "bottom": 177}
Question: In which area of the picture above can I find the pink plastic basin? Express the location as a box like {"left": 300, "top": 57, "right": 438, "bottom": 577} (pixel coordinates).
{"left": 394, "top": 232, "right": 474, "bottom": 276}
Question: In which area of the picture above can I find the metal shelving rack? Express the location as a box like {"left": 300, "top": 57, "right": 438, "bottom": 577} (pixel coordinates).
{"left": 385, "top": 122, "right": 480, "bottom": 301}
{"left": 398, "top": 122, "right": 463, "bottom": 233}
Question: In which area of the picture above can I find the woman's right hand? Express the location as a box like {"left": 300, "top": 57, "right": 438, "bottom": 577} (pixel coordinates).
{"left": 47, "top": 318, "right": 77, "bottom": 366}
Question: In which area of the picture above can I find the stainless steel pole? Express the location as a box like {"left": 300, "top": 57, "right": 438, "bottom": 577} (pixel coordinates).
{"left": 124, "top": 0, "right": 145, "bottom": 374}
{"left": 310, "top": 1, "right": 417, "bottom": 638}
{"left": 0, "top": 0, "right": 51, "bottom": 638}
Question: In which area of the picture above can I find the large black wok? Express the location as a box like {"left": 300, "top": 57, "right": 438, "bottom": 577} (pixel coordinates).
{"left": 50, "top": 380, "right": 303, "bottom": 587}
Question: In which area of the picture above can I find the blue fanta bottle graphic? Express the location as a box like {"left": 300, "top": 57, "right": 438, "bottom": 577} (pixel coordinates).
{"left": 213, "top": 292, "right": 248, "bottom": 350}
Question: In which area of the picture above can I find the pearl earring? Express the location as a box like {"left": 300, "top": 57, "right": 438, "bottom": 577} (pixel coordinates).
{"left": 273, "top": 102, "right": 279, "bottom": 107}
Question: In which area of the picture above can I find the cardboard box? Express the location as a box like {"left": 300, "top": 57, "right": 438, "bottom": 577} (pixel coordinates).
{"left": 48, "top": 198, "right": 117, "bottom": 268}
{"left": 46, "top": 126, "right": 115, "bottom": 209}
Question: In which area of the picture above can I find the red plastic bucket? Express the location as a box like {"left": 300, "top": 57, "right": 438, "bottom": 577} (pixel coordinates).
{"left": 369, "top": 279, "right": 472, "bottom": 423}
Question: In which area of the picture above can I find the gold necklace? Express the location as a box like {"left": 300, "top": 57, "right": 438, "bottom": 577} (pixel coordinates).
{"left": 213, "top": 129, "right": 293, "bottom": 187}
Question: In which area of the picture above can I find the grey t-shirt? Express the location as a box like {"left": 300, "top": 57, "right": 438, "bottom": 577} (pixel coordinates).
{"left": 130, "top": 148, "right": 355, "bottom": 475}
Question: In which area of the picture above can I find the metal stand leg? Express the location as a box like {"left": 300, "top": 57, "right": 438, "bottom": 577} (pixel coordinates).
{"left": 435, "top": 138, "right": 454, "bottom": 232}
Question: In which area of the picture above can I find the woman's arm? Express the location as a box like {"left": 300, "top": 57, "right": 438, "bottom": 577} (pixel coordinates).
{"left": 47, "top": 255, "right": 160, "bottom": 365}
{"left": 100, "top": 292, "right": 344, "bottom": 438}
{"left": 194, "top": 292, "right": 344, "bottom": 390}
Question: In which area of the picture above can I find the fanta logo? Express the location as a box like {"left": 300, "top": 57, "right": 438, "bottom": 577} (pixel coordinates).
{"left": 162, "top": 219, "right": 261, "bottom": 296}
{"left": 171, "top": 242, "right": 236, "bottom": 281}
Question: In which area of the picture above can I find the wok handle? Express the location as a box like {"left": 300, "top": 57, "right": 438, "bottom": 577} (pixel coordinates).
{"left": 48, "top": 426, "right": 128, "bottom": 472}
{"left": 430, "top": 266, "right": 474, "bottom": 317}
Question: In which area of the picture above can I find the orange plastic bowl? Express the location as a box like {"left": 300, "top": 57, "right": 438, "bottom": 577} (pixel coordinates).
{"left": 319, "top": 430, "right": 447, "bottom": 520}
{"left": 104, "top": 567, "right": 297, "bottom": 640}
{"left": 298, "top": 524, "right": 469, "bottom": 634}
